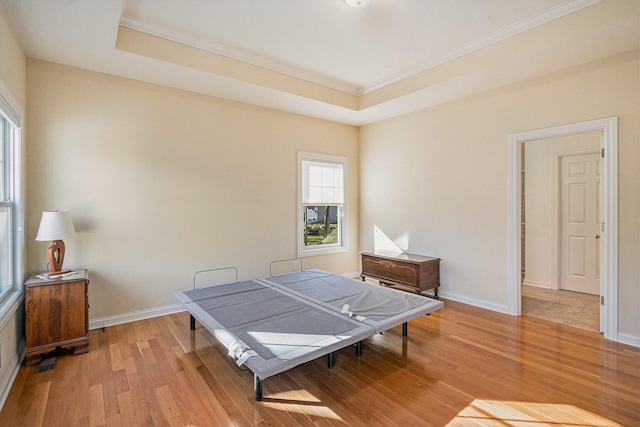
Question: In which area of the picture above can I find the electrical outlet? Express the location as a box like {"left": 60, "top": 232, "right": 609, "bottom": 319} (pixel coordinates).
{"left": 293, "top": 261, "right": 299, "bottom": 270}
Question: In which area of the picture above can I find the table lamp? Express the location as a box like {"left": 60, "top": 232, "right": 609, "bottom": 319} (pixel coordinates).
{"left": 35, "top": 211, "right": 76, "bottom": 274}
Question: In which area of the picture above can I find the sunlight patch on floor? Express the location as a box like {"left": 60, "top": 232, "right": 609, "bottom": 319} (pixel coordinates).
{"left": 447, "top": 399, "right": 621, "bottom": 426}
{"left": 260, "top": 401, "right": 342, "bottom": 421}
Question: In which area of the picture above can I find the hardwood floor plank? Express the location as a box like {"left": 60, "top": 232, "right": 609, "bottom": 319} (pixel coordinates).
{"left": 175, "top": 369, "right": 235, "bottom": 426}
{"left": 2, "top": 299, "right": 638, "bottom": 426}
{"left": 8, "top": 367, "right": 45, "bottom": 425}
{"left": 104, "top": 413, "right": 123, "bottom": 427}
{"left": 270, "top": 371, "right": 340, "bottom": 425}
{"left": 23, "top": 381, "right": 49, "bottom": 427}
{"left": 109, "top": 343, "right": 124, "bottom": 372}
{"left": 100, "top": 374, "right": 120, "bottom": 420}
{"left": 115, "top": 390, "right": 137, "bottom": 427}
{"left": 112, "top": 369, "right": 129, "bottom": 395}
{"left": 123, "top": 371, "right": 156, "bottom": 426}
{"left": 72, "top": 351, "right": 91, "bottom": 425}
{"left": 128, "top": 343, "right": 170, "bottom": 427}
{"left": 147, "top": 333, "right": 225, "bottom": 426}
{"left": 154, "top": 384, "right": 191, "bottom": 427}
{"left": 193, "top": 349, "right": 262, "bottom": 426}
{"left": 0, "top": 362, "right": 29, "bottom": 422}
{"left": 40, "top": 353, "right": 85, "bottom": 425}
{"left": 89, "top": 384, "right": 106, "bottom": 426}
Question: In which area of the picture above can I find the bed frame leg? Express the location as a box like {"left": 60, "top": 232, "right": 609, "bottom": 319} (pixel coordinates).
{"left": 327, "top": 352, "right": 335, "bottom": 368}
{"left": 356, "top": 342, "right": 362, "bottom": 357}
{"left": 402, "top": 322, "right": 408, "bottom": 337}
{"left": 254, "top": 374, "right": 262, "bottom": 401}
{"left": 190, "top": 315, "right": 195, "bottom": 331}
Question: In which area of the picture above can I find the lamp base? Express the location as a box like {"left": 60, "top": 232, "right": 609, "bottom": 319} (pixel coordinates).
{"left": 47, "top": 239, "right": 66, "bottom": 273}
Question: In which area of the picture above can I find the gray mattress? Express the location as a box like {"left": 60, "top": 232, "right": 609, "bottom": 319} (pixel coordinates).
{"left": 173, "top": 270, "right": 443, "bottom": 385}
{"left": 259, "top": 269, "right": 444, "bottom": 333}
{"left": 174, "top": 279, "right": 373, "bottom": 381}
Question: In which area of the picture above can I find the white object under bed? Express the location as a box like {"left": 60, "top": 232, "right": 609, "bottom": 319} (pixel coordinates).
{"left": 173, "top": 269, "right": 443, "bottom": 400}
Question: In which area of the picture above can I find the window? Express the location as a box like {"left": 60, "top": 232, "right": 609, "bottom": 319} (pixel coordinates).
{"left": 0, "top": 95, "right": 21, "bottom": 307}
{"left": 298, "top": 152, "right": 347, "bottom": 256}
{"left": 0, "top": 115, "right": 15, "bottom": 300}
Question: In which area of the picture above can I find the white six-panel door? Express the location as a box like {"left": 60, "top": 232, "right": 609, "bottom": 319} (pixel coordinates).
{"left": 559, "top": 152, "right": 600, "bottom": 295}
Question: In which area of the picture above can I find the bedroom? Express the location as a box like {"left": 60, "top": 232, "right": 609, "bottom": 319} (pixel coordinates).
{"left": 0, "top": 0, "right": 638, "bottom": 425}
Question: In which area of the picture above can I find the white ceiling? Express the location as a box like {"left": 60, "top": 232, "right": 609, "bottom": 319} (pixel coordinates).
{"left": 2, "top": 0, "right": 636, "bottom": 125}
{"left": 120, "top": 0, "right": 573, "bottom": 93}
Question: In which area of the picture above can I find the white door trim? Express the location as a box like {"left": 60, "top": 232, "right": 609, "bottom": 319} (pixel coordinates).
{"left": 507, "top": 117, "right": 618, "bottom": 341}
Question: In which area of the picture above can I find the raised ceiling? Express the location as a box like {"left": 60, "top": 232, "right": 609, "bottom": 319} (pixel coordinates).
{"left": 2, "top": 0, "right": 637, "bottom": 125}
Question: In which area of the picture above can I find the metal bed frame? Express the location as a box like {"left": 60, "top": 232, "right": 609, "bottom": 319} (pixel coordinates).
{"left": 175, "top": 260, "right": 443, "bottom": 400}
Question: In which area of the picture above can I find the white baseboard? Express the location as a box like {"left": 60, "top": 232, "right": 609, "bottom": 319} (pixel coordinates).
{"left": 0, "top": 338, "right": 25, "bottom": 412}
{"left": 89, "top": 304, "right": 185, "bottom": 330}
{"left": 345, "top": 275, "right": 511, "bottom": 315}
{"left": 617, "top": 332, "right": 640, "bottom": 348}
{"left": 522, "top": 279, "right": 553, "bottom": 289}
{"left": 437, "top": 290, "right": 511, "bottom": 315}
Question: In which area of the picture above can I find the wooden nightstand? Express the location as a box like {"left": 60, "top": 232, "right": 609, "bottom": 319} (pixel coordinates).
{"left": 25, "top": 269, "right": 89, "bottom": 366}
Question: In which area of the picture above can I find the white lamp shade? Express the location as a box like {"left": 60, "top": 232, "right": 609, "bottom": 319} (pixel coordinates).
{"left": 35, "top": 211, "right": 77, "bottom": 241}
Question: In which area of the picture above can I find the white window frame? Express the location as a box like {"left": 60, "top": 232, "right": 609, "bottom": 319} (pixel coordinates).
{"left": 0, "top": 80, "right": 25, "bottom": 330}
{"left": 297, "top": 152, "right": 348, "bottom": 257}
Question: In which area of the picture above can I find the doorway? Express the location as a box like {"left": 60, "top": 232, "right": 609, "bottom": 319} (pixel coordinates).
{"left": 521, "top": 134, "right": 601, "bottom": 331}
{"left": 507, "top": 117, "right": 618, "bottom": 342}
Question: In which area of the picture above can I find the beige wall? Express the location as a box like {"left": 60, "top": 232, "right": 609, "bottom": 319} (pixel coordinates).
{"left": 26, "top": 60, "right": 359, "bottom": 322}
{"left": 360, "top": 50, "right": 639, "bottom": 339}
{"left": 0, "top": 4, "right": 25, "bottom": 109}
{"left": 0, "top": 1, "right": 26, "bottom": 407}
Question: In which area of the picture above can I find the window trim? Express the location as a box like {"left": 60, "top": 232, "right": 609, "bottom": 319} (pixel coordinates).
{"left": 297, "top": 152, "right": 348, "bottom": 258}
{"left": 0, "top": 81, "right": 25, "bottom": 329}
{"left": 0, "top": 200, "right": 14, "bottom": 302}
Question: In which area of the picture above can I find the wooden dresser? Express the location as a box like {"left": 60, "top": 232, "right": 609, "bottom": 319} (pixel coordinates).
{"left": 25, "top": 269, "right": 89, "bottom": 366}
{"left": 360, "top": 250, "right": 440, "bottom": 297}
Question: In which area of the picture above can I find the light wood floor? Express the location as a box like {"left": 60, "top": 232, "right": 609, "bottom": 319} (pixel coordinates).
{"left": 2, "top": 299, "right": 639, "bottom": 426}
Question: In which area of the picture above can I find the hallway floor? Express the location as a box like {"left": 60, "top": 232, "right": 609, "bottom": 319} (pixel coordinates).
{"left": 522, "top": 285, "right": 600, "bottom": 332}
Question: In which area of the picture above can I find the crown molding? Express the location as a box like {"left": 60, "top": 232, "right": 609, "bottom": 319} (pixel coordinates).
{"left": 357, "top": 0, "right": 602, "bottom": 95}
{"left": 119, "top": 15, "right": 360, "bottom": 96}
{"left": 121, "top": 0, "right": 601, "bottom": 98}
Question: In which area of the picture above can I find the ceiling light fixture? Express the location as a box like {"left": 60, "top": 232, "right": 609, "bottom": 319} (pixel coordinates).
{"left": 344, "top": 0, "right": 369, "bottom": 7}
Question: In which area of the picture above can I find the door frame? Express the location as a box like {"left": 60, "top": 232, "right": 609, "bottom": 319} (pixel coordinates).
{"left": 507, "top": 117, "right": 618, "bottom": 341}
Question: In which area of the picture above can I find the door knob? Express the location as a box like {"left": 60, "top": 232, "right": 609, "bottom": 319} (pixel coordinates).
{"left": 595, "top": 234, "right": 601, "bottom": 239}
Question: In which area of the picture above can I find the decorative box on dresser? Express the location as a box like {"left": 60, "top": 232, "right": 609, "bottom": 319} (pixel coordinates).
{"left": 360, "top": 250, "right": 441, "bottom": 297}
{"left": 25, "top": 269, "right": 89, "bottom": 366}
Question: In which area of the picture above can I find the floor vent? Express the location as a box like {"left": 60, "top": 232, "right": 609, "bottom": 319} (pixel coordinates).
{"left": 35, "top": 357, "right": 57, "bottom": 373}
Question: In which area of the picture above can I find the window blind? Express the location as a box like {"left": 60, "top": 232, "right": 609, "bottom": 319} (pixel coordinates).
{"left": 302, "top": 160, "right": 344, "bottom": 205}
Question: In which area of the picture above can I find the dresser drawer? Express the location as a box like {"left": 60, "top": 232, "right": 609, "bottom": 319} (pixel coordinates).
{"left": 362, "top": 257, "right": 420, "bottom": 287}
